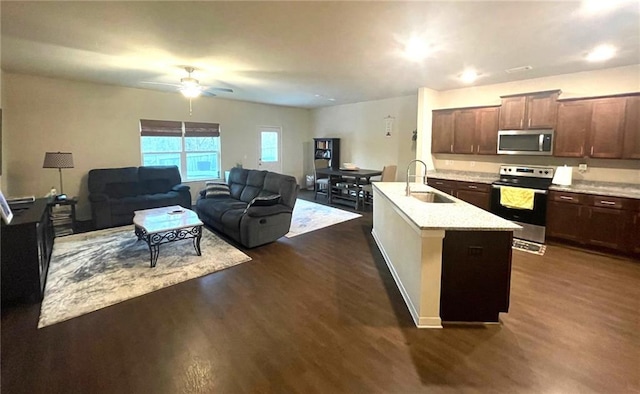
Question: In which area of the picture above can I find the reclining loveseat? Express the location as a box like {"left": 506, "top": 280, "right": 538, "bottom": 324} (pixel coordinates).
{"left": 195, "top": 168, "right": 299, "bottom": 248}
{"left": 88, "top": 165, "right": 191, "bottom": 229}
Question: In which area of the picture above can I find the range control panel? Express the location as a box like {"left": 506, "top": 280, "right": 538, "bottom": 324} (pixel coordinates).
{"left": 499, "top": 165, "right": 555, "bottom": 179}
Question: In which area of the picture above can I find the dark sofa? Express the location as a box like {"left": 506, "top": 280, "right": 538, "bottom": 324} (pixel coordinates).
{"left": 88, "top": 166, "right": 191, "bottom": 229}
{"left": 196, "top": 168, "right": 299, "bottom": 248}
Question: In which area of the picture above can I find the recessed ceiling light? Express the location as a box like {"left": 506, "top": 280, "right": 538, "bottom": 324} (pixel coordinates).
{"left": 460, "top": 69, "right": 479, "bottom": 83}
{"left": 327, "top": 98, "right": 336, "bottom": 102}
{"left": 579, "top": 0, "right": 628, "bottom": 16}
{"left": 586, "top": 44, "right": 617, "bottom": 62}
{"left": 402, "top": 35, "right": 432, "bottom": 62}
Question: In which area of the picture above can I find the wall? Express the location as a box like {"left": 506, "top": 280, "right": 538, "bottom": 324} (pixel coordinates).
{"left": 311, "top": 95, "right": 418, "bottom": 181}
{"left": 421, "top": 64, "right": 640, "bottom": 184}
{"left": 3, "top": 73, "right": 311, "bottom": 220}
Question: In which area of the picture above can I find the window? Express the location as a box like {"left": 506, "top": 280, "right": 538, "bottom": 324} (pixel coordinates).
{"left": 140, "top": 120, "right": 221, "bottom": 181}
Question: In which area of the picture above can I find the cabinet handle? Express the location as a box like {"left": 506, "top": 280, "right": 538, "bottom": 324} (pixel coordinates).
{"left": 580, "top": 146, "right": 583, "bottom": 156}
{"left": 528, "top": 118, "right": 531, "bottom": 128}
{"left": 590, "top": 146, "right": 594, "bottom": 156}
{"left": 450, "top": 144, "right": 453, "bottom": 152}
{"left": 599, "top": 201, "right": 616, "bottom": 205}
{"left": 470, "top": 144, "right": 474, "bottom": 153}
{"left": 520, "top": 119, "right": 523, "bottom": 128}
{"left": 468, "top": 185, "right": 478, "bottom": 189}
{"left": 476, "top": 145, "right": 479, "bottom": 152}
{"left": 436, "top": 182, "right": 443, "bottom": 185}
{"left": 560, "top": 196, "right": 574, "bottom": 200}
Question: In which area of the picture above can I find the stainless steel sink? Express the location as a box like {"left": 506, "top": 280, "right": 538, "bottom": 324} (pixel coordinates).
{"left": 410, "top": 192, "right": 454, "bottom": 203}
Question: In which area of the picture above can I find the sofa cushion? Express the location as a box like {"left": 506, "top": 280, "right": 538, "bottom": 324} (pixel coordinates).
{"left": 140, "top": 178, "right": 172, "bottom": 194}
{"left": 248, "top": 194, "right": 280, "bottom": 207}
{"left": 205, "top": 182, "right": 231, "bottom": 198}
{"left": 107, "top": 182, "right": 140, "bottom": 198}
{"left": 110, "top": 192, "right": 182, "bottom": 215}
{"left": 138, "top": 166, "right": 182, "bottom": 188}
{"left": 88, "top": 167, "right": 139, "bottom": 195}
{"left": 196, "top": 197, "right": 247, "bottom": 222}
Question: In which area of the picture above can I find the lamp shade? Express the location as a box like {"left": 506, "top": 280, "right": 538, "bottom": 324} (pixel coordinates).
{"left": 43, "top": 152, "right": 74, "bottom": 169}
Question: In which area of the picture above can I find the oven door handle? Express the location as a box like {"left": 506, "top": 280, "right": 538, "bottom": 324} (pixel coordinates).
{"left": 491, "top": 185, "right": 548, "bottom": 194}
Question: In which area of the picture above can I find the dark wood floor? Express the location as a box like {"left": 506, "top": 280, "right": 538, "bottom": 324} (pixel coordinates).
{"left": 2, "top": 190, "right": 639, "bottom": 393}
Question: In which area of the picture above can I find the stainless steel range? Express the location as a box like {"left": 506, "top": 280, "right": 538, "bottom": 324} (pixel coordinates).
{"left": 490, "top": 165, "right": 555, "bottom": 244}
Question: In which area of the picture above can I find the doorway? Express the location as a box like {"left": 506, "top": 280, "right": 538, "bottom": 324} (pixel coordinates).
{"left": 258, "top": 126, "right": 282, "bottom": 173}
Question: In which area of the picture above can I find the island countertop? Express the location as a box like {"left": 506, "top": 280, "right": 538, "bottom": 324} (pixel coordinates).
{"left": 373, "top": 182, "right": 520, "bottom": 231}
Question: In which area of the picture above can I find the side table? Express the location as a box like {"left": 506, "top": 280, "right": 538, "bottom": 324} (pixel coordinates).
{"left": 48, "top": 197, "right": 77, "bottom": 236}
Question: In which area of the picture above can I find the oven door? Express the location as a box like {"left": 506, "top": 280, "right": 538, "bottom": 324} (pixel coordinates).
{"left": 490, "top": 185, "right": 548, "bottom": 226}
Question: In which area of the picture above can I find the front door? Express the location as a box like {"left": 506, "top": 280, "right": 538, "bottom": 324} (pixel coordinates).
{"left": 258, "top": 126, "right": 282, "bottom": 173}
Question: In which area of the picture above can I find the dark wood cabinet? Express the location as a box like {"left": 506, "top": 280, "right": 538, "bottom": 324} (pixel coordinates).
{"left": 555, "top": 100, "right": 591, "bottom": 157}
{"left": 499, "top": 90, "right": 560, "bottom": 130}
{"left": 313, "top": 138, "right": 340, "bottom": 170}
{"left": 432, "top": 110, "right": 455, "bottom": 153}
{"left": 630, "top": 207, "right": 640, "bottom": 255}
{"left": 623, "top": 95, "right": 640, "bottom": 159}
{"left": 453, "top": 110, "right": 476, "bottom": 154}
{"left": 433, "top": 106, "right": 499, "bottom": 155}
{"left": 476, "top": 107, "right": 500, "bottom": 154}
{"left": 1, "top": 199, "right": 55, "bottom": 304}
{"left": 428, "top": 178, "right": 491, "bottom": 211}
{"left": 547, "top": 191, "right": 638, "bottom": 255}
{"left": 589, "top": 98, "right": 626, "bottom": 158}
{"left": 555, "top": 94, "right": 637, "bottom": 159}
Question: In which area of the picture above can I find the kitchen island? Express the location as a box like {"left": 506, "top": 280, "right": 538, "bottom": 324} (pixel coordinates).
{"left": 372, "top": 182, "right": 520, "bottom": 328}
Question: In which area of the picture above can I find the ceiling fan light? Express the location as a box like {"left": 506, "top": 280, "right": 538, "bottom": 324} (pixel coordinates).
{"left": 180, "top": 86, "right": 202, "bottom": 98}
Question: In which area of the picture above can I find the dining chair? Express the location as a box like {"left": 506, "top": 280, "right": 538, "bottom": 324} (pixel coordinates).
{"left": 360, "top": 165, "right": 397, "bottom": 208}
{"left": 314, "top": 159, "right": 330, "bottom": 200}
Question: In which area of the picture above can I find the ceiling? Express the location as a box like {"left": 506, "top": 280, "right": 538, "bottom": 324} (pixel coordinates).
{"left": 2, "top": 1, "right": 639, "bottom": 109}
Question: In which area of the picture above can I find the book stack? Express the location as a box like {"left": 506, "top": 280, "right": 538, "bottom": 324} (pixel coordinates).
{"left": 51, "top": 204, "right": 74, "bottom": 236}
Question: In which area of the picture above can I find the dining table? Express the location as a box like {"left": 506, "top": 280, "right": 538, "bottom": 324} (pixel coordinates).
{"left": 315, "top": 167, "right": 383, "bottom": 210}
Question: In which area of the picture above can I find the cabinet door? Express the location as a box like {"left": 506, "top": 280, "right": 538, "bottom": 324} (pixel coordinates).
{"left": 475, "top": 107, "right": 499, "bottom": 155}
{"left": 499, "top": 96, "right": 527, "bottom": 129}
{"left": 427, "top": 179, "right": 456, "bottom": 196}
{"left": 527, "top": 93, "right": 558, "bottom": 129}
{"left": 630, "top": 211, "right": 640, "bottom": 254}
{"left": 589, "top": 98, "right": 626, "bottom": 158}
{"left": 453, "top": 110, "right": 476, "bottom": 154}
{"left": 622, "top": 96, "right": 640, "bottom": 159}
{"left": 432, "top": 111, "right": 455, "bottom": 153}
{"left": 456, "top": 189, "right": 490, "bottom": 211}
{"left": 555, "top": 101, "right": 591, "bottom": 157}
{"left": 584, "top": 206, "right": 627, "bottom": 250}
{"left": 546, "top": 201, "right": 584, "bottom": 242}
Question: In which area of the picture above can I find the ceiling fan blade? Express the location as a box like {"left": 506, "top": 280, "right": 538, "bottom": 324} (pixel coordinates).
{"left": 201, "top": 91, "right": 217, "bottom": 97}
{"left": 209, "top": 87, "right": 234, "bottom": 93}
{"left": 140, "top": 81, "right": 182, "bottom": 88}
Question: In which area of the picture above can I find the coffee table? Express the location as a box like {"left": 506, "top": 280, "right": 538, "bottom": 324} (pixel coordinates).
{"left": 133, "top": 205, "right": 204, "bottom": 268}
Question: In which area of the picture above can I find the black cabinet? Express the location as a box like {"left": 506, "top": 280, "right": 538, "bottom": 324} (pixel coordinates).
{"left": 313, "top": 138, "right": 340, "bottom": 170}
{"left": 1, "top": 199, "right": 55, "bottom": 304}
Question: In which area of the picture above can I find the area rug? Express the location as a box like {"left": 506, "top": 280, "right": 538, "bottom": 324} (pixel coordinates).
{"left": 38, "top": 226, "right": 251, "bottom": 328}
{"left": 285, "top": 199, "right": 361, "bottom": 238}
{"left": 512, "top": 239, "right": 546, "bottom": 256}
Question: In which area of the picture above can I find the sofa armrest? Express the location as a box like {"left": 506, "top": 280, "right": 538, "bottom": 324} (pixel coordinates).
{"left": 244, "top": 204, "right": 292, "bottom": 218}
{"left": 89, "top": 193, "right": 109, "bottom": 203}
{"left": 172, "top": 183, "right": 190, "bottom": 192}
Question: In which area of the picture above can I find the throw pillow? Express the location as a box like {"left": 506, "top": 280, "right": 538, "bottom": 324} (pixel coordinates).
{"left": 249, "top": 194, "right": 281, "bottom": 206}
{"left": 205, "top": 182, "right": 231, "bottom": 198}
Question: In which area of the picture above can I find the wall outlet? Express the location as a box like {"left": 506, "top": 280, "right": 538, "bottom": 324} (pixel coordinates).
{"left": 470, "top": 161, "right": 476, "bottom": 167}
{"left": 445, "top": 160, "right": 452, "bottom": 166}
{"left": 578, "top": 163, "right": 588, "bottom": 173}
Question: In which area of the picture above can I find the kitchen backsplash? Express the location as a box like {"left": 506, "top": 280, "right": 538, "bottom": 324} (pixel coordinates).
{"left": 433, "top": 156, "right": 640, "bottom": 185}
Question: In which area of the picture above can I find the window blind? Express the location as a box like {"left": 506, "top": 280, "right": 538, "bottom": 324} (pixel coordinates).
{"left": 139, "top": 119, "right": 182, "bottom": 137}
{"left": 184, "top": 122, "right": 220, "bottom": 137}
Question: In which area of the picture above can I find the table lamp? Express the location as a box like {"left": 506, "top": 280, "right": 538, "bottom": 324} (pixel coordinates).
{"left": 43, "top": 152, "right": 74, "bottom": 195}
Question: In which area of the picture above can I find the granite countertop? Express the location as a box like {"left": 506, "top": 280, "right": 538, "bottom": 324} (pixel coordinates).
{"left": 427, "top": 170, "right": 640, "bottom": 200}
{"left": 373, "top": 182, "right": 520, "bottom": 232}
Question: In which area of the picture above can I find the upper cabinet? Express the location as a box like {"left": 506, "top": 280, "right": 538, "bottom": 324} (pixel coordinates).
{"left": 622, "top": 95, "right": 640, "bottom": 159}
{"left": 432, "top": 106, "right": 500, "bottom": 155}
{"left": 499, "top": 90, "right": 560, "bottom": 130}
{"left": 555, "top": 94, "right": 638, "bottom": 159}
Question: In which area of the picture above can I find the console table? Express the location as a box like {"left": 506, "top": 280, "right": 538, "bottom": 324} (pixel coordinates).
{"left": 1, "top": 199, "right": 55, "bottom": 304}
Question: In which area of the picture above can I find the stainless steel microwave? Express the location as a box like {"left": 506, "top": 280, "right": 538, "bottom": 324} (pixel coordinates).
{"left": 497, "top": 129, "right": 554, "bottom": 155}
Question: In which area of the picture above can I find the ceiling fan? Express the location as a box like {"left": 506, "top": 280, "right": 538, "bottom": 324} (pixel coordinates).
{"left": 141, "top": 66, "right": 233, "bottom": 115}
{"left": 141, "top": 66, "right": 234, "bottom": 98}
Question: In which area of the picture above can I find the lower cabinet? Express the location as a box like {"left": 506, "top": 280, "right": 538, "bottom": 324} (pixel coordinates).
{"left": 428, "top": 178, "right": 491, "bottom": 211}
{"left": 547, "top": 191, "right": 638, "bottom": 255}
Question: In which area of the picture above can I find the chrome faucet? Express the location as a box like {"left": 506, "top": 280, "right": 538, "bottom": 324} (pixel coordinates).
{"left": 406, "top": 159, "right": 428, "bottom": 196}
